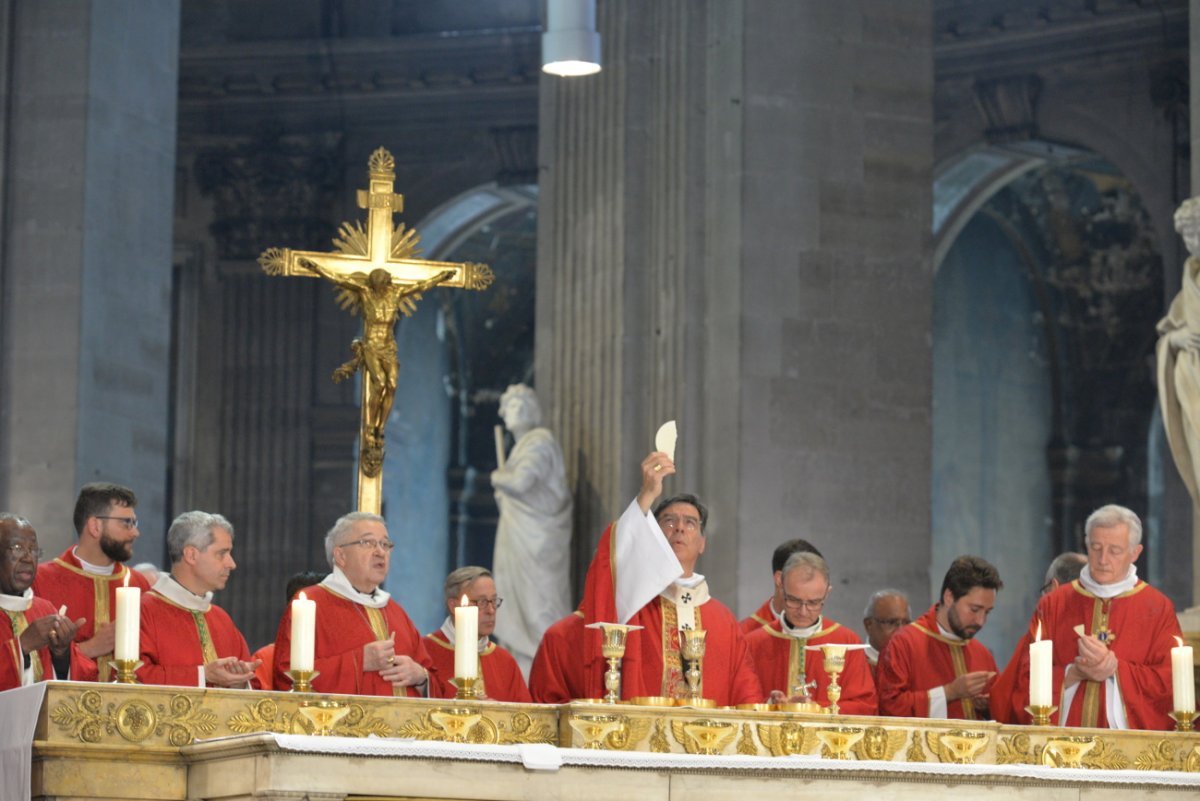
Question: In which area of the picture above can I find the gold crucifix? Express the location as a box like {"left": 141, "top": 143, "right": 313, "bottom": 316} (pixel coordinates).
{"left": 258, "top": 147, "right": 493, "bottom": 514}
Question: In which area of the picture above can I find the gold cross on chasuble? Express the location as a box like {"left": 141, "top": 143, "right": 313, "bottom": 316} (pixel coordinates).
{"left": 259, "top": 148, "right": 494, "bottom": 513}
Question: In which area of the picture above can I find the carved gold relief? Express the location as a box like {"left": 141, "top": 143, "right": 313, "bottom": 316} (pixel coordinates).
{"left": 1077, "top": 737, "right": 1130, "bottom": 771}
{"left": 671, "top": 718, "right": 737, "bottom": 755}
{"left": 996, "top": 732, "right": 1037, "bottom": 765}
{"left": 906, "top": 729, "right": 927, "bottom": 762}
{"left": 568, "top": 714, "right": 623, "bottom": 749}
{"left": 756, "top": 721, "right": 811, "bottom": 757}
{"left": 496, "top": 711, "right": 556, "bottom": 745}
{"left": 736, "top": 722, "right": 758, "bottom": 756}
{"left": 1133, "top": 740, "right": 1200, "bottom": 772}
{"left": 649, "top": 719, "right": 671, "bottom": 753}
{"left": 852, "top": 726, "right": 907, "bottom": 761}
{"left": 815, "top": 726, "right": 864, "bottom": 760}
{"left": 926, "top": 729, "right": 989, "bottom": 764}
{"left": 227, "top": 697, "right": 390, "bottom": 738}
{"left": 50, "top": 690, "right": 218, "bottom": 746}
{"left": 1042, "top": 735, "right": 1098, "bottom": 769}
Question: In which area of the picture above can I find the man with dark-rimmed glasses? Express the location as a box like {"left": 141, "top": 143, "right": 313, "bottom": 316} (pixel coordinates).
{"left": 746, "top": 552, "right": 878, "bottom": 713}
{"left": 33, "top": 482, "right": 151, "bottom": 681}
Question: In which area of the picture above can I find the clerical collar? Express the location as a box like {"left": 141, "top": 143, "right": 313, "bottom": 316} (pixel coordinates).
{"left": 936, "top": 620, "right": 965, "bottom": 642}
{"left": 0, "top": 588, "right": 33, "bottom": 613}
{"left": 73, "top": 547, "right": 115, "bottom": 575}
{"left": 322, "top": 566, "right": 390, "bottom": 609}
{"left": 865, "top": 644, "right": 879, "bottom": 664}
{"left": 781, "top": 615, "right": 823, "bottom": 639}
{"left": 153, "top": 574, "right": 212, "bottom": 612}
{"left": 675, "top": 573, "right": 705, "bottom": 589}
{"left": 439, "top": 617, "right": 489, "bottom": 653}
{"left": 1078, "top": 564, "right": 1138, "bottom": 598}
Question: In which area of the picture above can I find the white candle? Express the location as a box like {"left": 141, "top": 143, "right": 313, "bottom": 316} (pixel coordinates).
{"left": 1028, "top": 620, "right": 1053, "bottom": 708}
{"left": 290, "top": 591, "right": 316, "bottom": 672}
{"left": 114, "top": 574, "right": 140, "bottom": 661}
{"left": 1171, "top": 636, "right": 1195, "bottom": 713}
{"left": 454, "top": 595, "right": 478, "bottom": 679}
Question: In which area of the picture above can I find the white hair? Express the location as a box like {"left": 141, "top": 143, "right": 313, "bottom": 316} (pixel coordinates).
{"left": 1084, "top": 504, "right": 1142, "bottom": 547}
{"left": 324, "top": 511, "right": 386, "bottom": 567}
{"left": 166, "top": 511, "right": 234, "bottom": 564}
{"left": 862, "top": 588, "right": 910, "bottom": 619}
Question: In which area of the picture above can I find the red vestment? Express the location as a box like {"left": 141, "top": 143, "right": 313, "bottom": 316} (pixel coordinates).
{"left": 423, "top": 630, "right": 532, "bottom": 703}
{"left": 136, "top": 590, "right": 256, "bottom": 687}
{"left": 746, "top": 618, "right": 877, "bottom": 714}
{"left": 1, "top": 596, "right": 57, "bottom": 690}
{"left": 989, "top": 630, "right": 1031, "bottom": 724}
{"left": 33, "top": 549, "right": 150, "bottom": 682}
{"left": 739, "top": 597, "right": 776, "bottom": 635}
{"left": 1011, "top": 581, "right": 1180, "bottom": 730}
{"left": 252, "top": 643, "right": 275, "bottom": 691}
{"left": 528, "top": 610, "right": 586, "bottom": 703}
{"left": 582, "top": 521, "right": 762, "bottom": 706}
{"left": 876, "top": 605, "right": 997, "bottom": 720}
{"left": 273, "top": 585, "right": 441, "bottom": 697}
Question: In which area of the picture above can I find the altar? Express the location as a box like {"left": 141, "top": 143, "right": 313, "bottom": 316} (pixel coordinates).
{"left": 7, "top": 682, "right": 1200, "bottom": 801}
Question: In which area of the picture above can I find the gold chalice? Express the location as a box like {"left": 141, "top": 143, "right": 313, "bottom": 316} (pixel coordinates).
{"left": 681, "top": 629, "right": 708, "bottom": 705}
{"left": 815, "top": 726, "right": 864, "bottom": 760}
{"left": 589, "top": 622, "right": 642, "bottom": 703}
{"left": 429, "top": 707, "right": 483, "bottom": 743}
{"left": 297, "top": 699, "right": 351, "bottom": 736}
{"left": 1041, "top": 735, "right": 1097, "bottom": 769}
{"left": 819, "top": 644, "right": 847, "bottom": 715}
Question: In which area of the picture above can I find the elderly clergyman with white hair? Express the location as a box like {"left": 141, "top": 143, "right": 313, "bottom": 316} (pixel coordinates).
{"left": 137, "top": 511, "right": 260, "bottom": 687}
{"left": 273, "top": 511, "right": 441, "bottom": 697}
{"left": 1012, "top": 504, "right": 1183, "bottom": 730}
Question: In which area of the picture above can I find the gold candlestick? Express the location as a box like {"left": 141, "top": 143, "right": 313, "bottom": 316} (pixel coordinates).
{"left": 108, "top": 659, "right": 142, "bottom": 684}
{"left": 589, "top": 622, "right": 641, "bottom": 703}
{"left": 819, "top": 644, "right": 847, "bottom": 715}
{"left": 287, "top": 668, "right": 318, "bottom": 693}
{"left": 1170, "top": 710, "right": 1198, "bottom": 731}
{"left": 681, "top": 629, "right": 708, "bottom": 705}
{"left": 1024, "top": 703, "right": 1057, "bottom": 726}
{"left": 453, "top": 675, "right": 479, "bottom": 700}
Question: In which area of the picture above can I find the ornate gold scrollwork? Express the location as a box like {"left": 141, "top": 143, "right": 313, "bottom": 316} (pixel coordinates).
{"left": 1133, "top": 740, "right": 1200, "bottom": 772}
{"left": 995, "top": 732, "right": 1036, "bottom": 765}
{"left": 496, "top": 711, "right": 556, "bottom": 745}
{"left": 649, "top": 718, "right": 671, "bottom": 753}
{"left": 736, "top": 722, "right": 758, "bottom": 756}
{"left": 50, "top": 690, "right": 218, "bottom": 746}
{"left": 228, "top": 697, "right": 390, "bottom": 738}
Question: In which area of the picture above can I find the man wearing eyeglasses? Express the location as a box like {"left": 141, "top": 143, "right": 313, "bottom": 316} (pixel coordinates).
{"left": 580, "top": 451, "right": 762, "bottom": 706}
{"left": 136, "top": 512, "right": 261, "bottom": 688}
{"left": 423, "top": 566, "right": 531, "bottom": 702}
{"left": 877, "top": 555, "right": 1002, "bottom": 720}
{"left": 861, "top": 589, "right": 912, "bottom": 680}
{"left": 1009, "top": 506, "right": 1181, "bottom": 730}
{"left": 33, "top": 483, "right": 151, "bottom": 682}
{"left": 273, "top": 512, "right": 442, "bottom": 697}
{"left": 1, "top": 514, "right": 87, "bottom": 689}
{"left": 739, "top": 538, "right": 824, "bottom": 634}
{"left": 746, "top": 552, "right": 877, "bottom": 713}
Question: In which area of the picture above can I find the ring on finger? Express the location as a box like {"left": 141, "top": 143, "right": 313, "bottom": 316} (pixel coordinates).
{"left": 387, "top": 656, "right": 396, "bottom": 665}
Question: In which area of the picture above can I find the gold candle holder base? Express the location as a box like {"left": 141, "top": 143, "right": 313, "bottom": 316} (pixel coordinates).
{"left": 107, "top": 659, "right": 142, "bottom": 684}
{"left": 287, "top": 669, "right": 319, "bottom": 693}
{"left": 453, "top": 675, "right": 479, "bottom": 700}
{"left": 1170, "top": 710, "right": 1198, "bottom": 731}
{"left": 1025, "top": 703, "right": 1057, "bottom": 726}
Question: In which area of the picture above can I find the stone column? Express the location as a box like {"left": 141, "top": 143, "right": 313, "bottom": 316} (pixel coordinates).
{"left": 1192, "top": 0, "right": 1200, "bottom": 602}
{"left": 537, "top": 0, "right": 934, "bottom": 623}
{"left": 0, "top": 1, "right": 180, "bottom": 558}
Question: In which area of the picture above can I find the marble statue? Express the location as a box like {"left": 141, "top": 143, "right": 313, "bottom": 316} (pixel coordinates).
{"left": 490, "top": 385, "right": 573, "bottom": 677}
{"left": 1156, "top": 197, "right": 1200, "bottom": 502}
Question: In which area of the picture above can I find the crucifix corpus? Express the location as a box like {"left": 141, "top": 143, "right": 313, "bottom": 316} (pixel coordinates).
{"left": 258, "top": 147, "right": 494, "bottom": 514}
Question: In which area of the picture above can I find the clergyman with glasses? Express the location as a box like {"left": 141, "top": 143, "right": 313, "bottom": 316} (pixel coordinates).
{"left": 272, "top": 511, "right": 443, "bottom": 697}
{"left": 33, "top": 482, "right": 151, "bottom": 682}
{"left": 861, "top": 588, "right": 912, "bottom": 679}
{"left": 746, "top": 552, "right": 878, "bottom": 713}
{"left": 423, "top": 566, "right": 531, "bottom": 701}
{"left": 1, "top": 513, "right": 86, "bottom": 689}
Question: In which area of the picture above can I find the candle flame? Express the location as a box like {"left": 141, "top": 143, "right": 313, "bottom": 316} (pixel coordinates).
{"left": 1035, "top": 620, "right": 1042, "bottom": 642}
{"left": 298, "top": 590, "right": 307, "bottom": 602}
{"left": 1176, "top": 635, "right": 1185, "bottom": 648}
{"left": 460, "top": 594, "right": 470, "bottom": 607}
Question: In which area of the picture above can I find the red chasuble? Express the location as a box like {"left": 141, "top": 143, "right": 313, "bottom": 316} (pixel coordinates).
{"left": 529, "top": 610, "right": 586, "bottom": 703}
{"left": 1, "top": 596, "right": 57, "bottom": 690}
{"left": 252, "top": 643, "right": 275, "bottom": 691}
{"left": 876, "top": 605, "right": 997, "bottom": 720}
{"left": 423, "top": 630, "right": 532, "bottom": 703}
{"left": 33, "top": 549, "right": 150, "bottom": 682}
{"left": 581, "top": 522, "right": 763, "bottom": 706}
{"left": 273, "top": 585, "right": 441, "bottom": 697}
{"left": 739, "top": 598, "right": 776, "bottom": 635}
{"left": 1011, "top": 581, "right": 1180, "bottom": 730}
{"left": 989, "top": 629, "right": 1032, "bottom": 724}
{"left": 746, "top": 618, "right": 877, "bottom": 714}
{"left": 136, "top": 590, "right": 256, "bottom": 687}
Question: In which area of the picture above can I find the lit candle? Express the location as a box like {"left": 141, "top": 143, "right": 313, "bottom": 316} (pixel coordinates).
{"left": 290, "top": 591, "right": 316, "bottom": 672}
{"left": 454, "top": 595, "right": 478, "bottom": 679}
{"left": 1028, "top": 620, "right": 1053, "bottom": 708}
{"left": 1171, "top": 636, "right": 1195, "bottom": 713}
{"left": 114, "top": 573, "right": 141, "bottom": 661}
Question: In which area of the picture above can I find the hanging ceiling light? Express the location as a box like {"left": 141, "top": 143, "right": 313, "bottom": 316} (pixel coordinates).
{"left": 542, "top": 0, "right": 601, "bottom": 77}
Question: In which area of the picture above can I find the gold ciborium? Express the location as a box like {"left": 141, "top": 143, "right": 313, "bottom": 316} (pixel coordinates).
{"left": 429, "top": 707, "right": 482, "bottom": 743}
{"left": 297, "top": 699, "right": 351, "bottom": 736}
{"left": 815, "top": 726, "right": 864, "bottom": 760}
{"left": 589, "top": 622, "right": 642, "bottom": 703}
{"left": 568, "top": 713, "right": 623, "bottom": 749}
{"left": 1042, "top": 735, "right": 1097, "bottom": 769}
{"left": 108, "top": 658, "right": 142, "bottom": 685}
{"left": 286, "top": 669, "right": 319, "bottom": 693}
{"left": 818, "top": 644, "right": 847, "bottom": 715}
{"left": 681, "top": 629, "right": 708, "bottom": 705}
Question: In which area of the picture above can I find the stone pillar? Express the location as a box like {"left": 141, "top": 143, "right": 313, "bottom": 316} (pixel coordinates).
{"left": 1192, "top": 0, "right": 1200, "bottom": 603}
{"left": 537, "top": 0, "right": 934, "bottom": 623}
{"left": 0, "top": 1, "right": 180, "bottom": 559}
{"left": 537, "top": 0, "right": 936, "bottom": 618}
